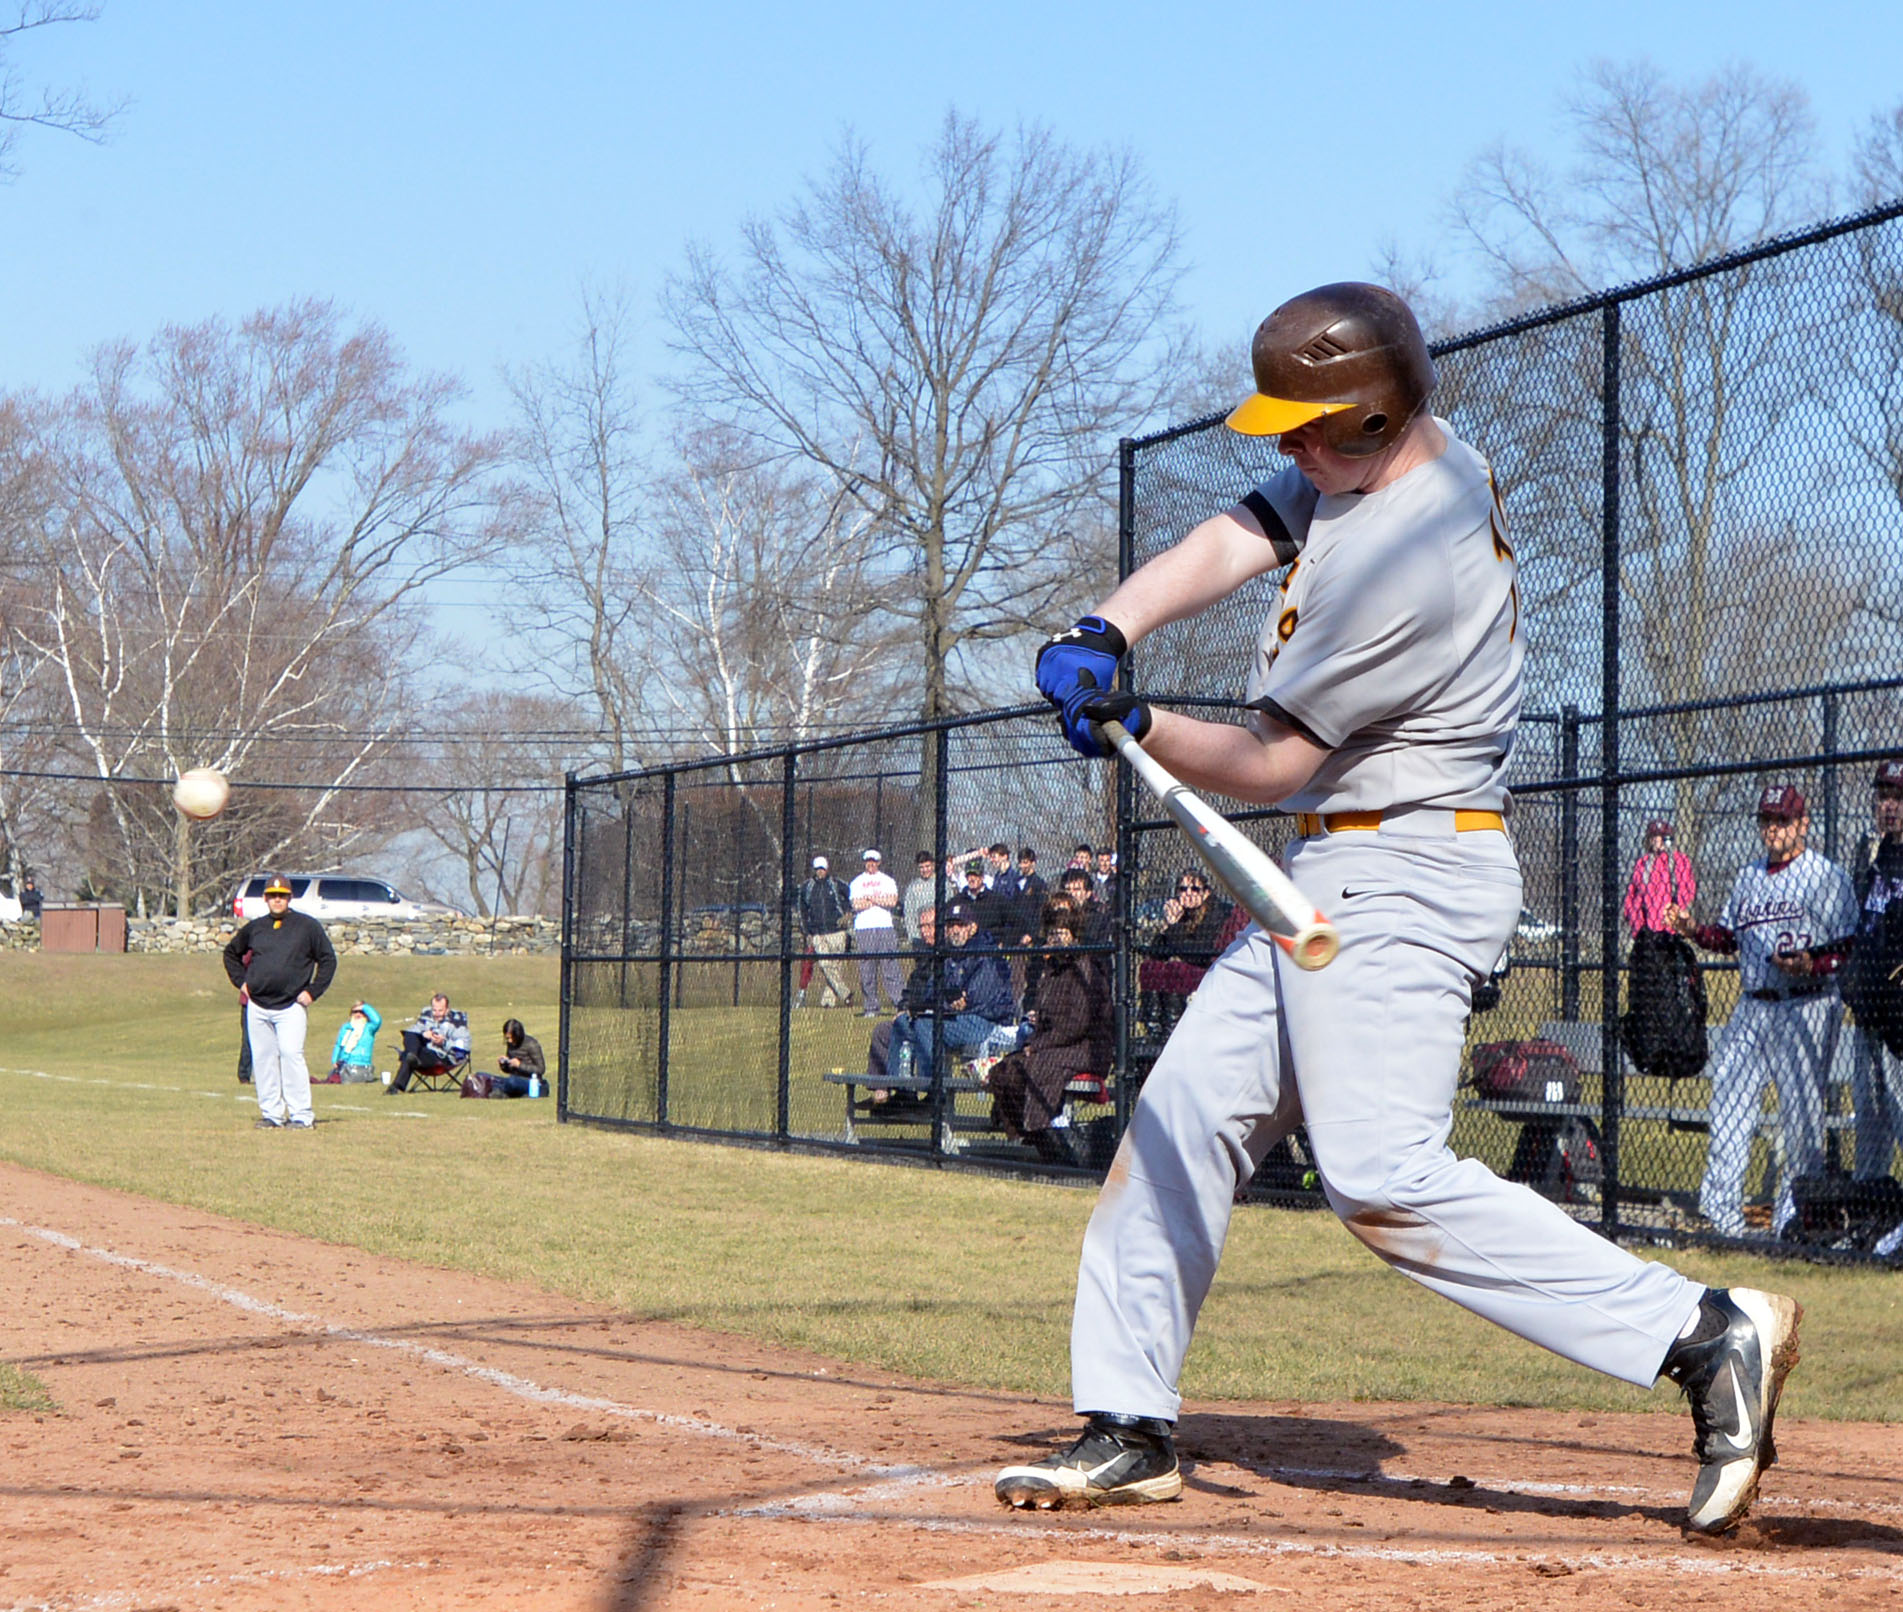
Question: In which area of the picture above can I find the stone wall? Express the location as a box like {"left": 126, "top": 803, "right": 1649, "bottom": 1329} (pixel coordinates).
{"left": 0, "top": 915, "right": 560, "bottom": 956}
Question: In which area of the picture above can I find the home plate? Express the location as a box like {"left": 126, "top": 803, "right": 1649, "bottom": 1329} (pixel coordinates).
{"left": 923, "top": 1560, "right": 1282, "bottom": 1595}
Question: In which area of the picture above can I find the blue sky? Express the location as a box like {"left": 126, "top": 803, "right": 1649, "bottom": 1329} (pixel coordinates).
{"left": 3, "top": 3, "right": 1899, "bottom": 407}
{"left": 1, "top": 0, "right": 1898, "bottom": 626}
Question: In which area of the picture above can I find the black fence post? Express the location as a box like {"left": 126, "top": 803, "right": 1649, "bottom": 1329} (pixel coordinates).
{"left": 1599, "top": 301, "right": 1624, "bottom": 1240}
{"left": 674, "top": 801, "right": 688, "bottom": 1012}
{"left": 557, "top": 771, "right": 578, "bottom": 1123}
{"left": 1560, "top": 705, "right": 1581, "bottom": 1021}
{"left": 731, "top": 806, "right": 743, "bottom": 1008}
{"left": 1115, "top": 435, "right": 1137, "bottom": 1135}
{"left": 619, "top": 799, "right": 636, "bottom": 1008}
{"left": 658, "top": 772, "right": 676, "bottom": 1127}
{"left": 931, "top": 723, "right": 952, "bottom": 1157}
{"left": 1822, "top": 690, "right": 1841, "bottom": 863}
{"left": 777, "top": 752, "right": 796, "bottom": 1142}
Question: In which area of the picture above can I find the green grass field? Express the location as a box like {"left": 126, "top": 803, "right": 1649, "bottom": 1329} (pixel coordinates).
{"left": 1, "top": 952, "right": 1898, "bottom": 1423}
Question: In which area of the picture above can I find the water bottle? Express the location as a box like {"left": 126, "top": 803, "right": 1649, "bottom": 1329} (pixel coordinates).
{"left": 894, "top": 1038, "right": 914, "bottom": 1083}
{"left": 527, "top": 1076, "right": 542, "bottom": 1098}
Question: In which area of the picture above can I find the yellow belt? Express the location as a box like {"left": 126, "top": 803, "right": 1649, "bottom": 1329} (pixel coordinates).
{"left": 1294, "top": 809, "right": 1506, "bottom": 838}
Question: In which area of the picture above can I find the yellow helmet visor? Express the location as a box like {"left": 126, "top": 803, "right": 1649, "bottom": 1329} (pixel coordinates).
{"left": 1225, "top": 393, "right": 1352, "bottom": 437}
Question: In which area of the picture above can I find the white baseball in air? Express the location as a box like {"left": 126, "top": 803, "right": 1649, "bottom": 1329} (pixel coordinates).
{"left": 172, "top": 767, "right": 231, "bottom": 821}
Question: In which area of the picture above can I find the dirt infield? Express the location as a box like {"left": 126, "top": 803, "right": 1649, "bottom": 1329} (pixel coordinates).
{"left": 1, "top": 1163, "right": 1899, "bottom": 1611}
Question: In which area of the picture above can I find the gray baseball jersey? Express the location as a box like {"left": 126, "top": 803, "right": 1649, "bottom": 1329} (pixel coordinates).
{"left": 1242, "top": 422, "right": 1523, "bottom": 814}
{"left": 1716, "top": 850, "right": 1855, "bottom": 994}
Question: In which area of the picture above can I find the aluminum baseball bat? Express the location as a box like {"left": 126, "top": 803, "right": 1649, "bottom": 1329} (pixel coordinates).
{"left": 1097, "top": 718, "right": 1339, "bottom": 972}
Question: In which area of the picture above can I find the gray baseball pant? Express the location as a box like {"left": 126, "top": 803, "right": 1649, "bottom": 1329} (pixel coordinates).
{"left": 853, "top": 927, "right": 904, "bottom": 1013}
{"left": 1699, "top": 993, "right": 1840, "bottom": 1237}
{"left": 247, "top": 1000, "right": 313, "bottom": 1127}
{"left": 1071, "top": 827, "right": 1702, "bottom": 1423}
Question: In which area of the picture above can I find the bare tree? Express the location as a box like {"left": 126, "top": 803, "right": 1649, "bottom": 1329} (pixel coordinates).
{"left": 0, "top": 2, "right": 121, "bottom": 180}
{"left": 1853, "top": 100, "right": 1903, "bottom": 205}
{"left": 665, "top": 111, "right": 1186, "bottom": 738}
{"left": 505, "top": 289, "right": 649, "bottom": 774}
{"left": 640, "top": 427, "right": 912, "bottom": 756}
{"left": 0, "top": 398, "right": 64, "bottom": 889}
{"left": 1437, "top": 61, "right": 1833, "bottom": 863}
{"left": 1452, "top": 60, "right": 1824, "bottom": 308}
{"left": 16, "top": 301, "right": 509, "bottom": 915}
{"left": 414, "top": 690, "right": 576, "bottom": 916}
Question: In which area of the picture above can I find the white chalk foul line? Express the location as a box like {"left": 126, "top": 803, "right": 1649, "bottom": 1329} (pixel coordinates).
{"left": 0, "top": 1215, "right": 903, "bottom": 1478}
{"left": 1, "top": 1557, "right": 438, "bottom": 1612}
{"left": 0, "top": 1066, "right": 431, "bottom": 1116}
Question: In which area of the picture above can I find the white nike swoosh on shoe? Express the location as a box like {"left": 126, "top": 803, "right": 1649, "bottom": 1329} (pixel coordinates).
{"left": 1721, "top": 1360, "right": 1756, "bottom": 1452}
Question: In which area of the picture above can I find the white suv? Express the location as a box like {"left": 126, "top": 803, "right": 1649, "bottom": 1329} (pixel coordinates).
{"left": 230, "top": 874, "right": 462, "bottom": 923}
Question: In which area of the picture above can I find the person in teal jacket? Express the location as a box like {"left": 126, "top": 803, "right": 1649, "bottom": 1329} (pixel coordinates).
{"left": 325, "top": 1001, "right": 381, "bottom": 1084}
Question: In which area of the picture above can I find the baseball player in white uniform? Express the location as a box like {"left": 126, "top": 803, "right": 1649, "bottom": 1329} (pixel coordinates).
{"left": 1000, "top": 283, "right": 1802, "bottom": 1535}
{"left": 1666, "top": 785, "right": 1855, "bottom": 1238}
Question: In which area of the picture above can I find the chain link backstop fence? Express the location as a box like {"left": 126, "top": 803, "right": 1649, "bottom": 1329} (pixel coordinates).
{"left": 564, "top": 198, "right": 1903, "bottom": 1264}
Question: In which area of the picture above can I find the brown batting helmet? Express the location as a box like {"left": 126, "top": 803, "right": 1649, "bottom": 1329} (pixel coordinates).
{"left": 1227, "top": 282, "right": 1436, "bottom": 457}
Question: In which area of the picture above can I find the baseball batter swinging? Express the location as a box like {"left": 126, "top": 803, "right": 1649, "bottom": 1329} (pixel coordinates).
{"left": 1000, "top": 283, "right": 1802, "bottom": 1535}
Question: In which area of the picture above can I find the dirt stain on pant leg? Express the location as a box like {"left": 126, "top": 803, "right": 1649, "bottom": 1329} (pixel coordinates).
{"left": 1341, "top": 1206, "right": 1448, "bottom": 1270}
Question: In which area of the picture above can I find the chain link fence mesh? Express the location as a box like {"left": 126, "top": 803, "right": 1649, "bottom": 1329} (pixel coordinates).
{"left": 564, "top": 201, "right": 1903, "bottom": 1262}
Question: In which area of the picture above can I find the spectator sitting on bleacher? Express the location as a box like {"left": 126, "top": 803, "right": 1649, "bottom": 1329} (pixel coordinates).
{"left": 1000, "top": 846, "right": 1047, "bottom": 949}
{"left": 1026, "top": 866, "right": 1112, "bottom": 1008}
{"left": 1057, "top": 868, "right": 1109, "bottom": 944}
{"left": 888, "top": 899, "right": 1014, "bottom": 1095}
{"left": 867, "top": 907, "right": 937, "bottom": 1101}
{"left": 985, "top": 896, "right": 1113, "bottom": 1163}
{"left": 958, "top": 858, "right": 1008, "bottom": 936}
{"left": 1138, "top": 872, "right": 1234, "bottom": 1039}
{"left": 385, "top": 993, "right": 471, "bottom": 1093}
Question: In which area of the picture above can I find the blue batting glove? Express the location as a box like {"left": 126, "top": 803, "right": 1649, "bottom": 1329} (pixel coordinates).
{"left": 1056, "top": 675, "right": 1152, "bottom": 760}
{"left": 1035, "top": 616, "right": 1128, "bottom": 710}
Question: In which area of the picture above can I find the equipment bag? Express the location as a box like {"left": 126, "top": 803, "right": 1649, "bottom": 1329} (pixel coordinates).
{"left": 1621, "top": 928, "right": 1710, "bottom": 1080}
{"left": 1506, "top": 1116, "right": 1603, "bottom": 1203}
{"left": 1470, "top": 1038, "right": 1581, "bottom": 1105}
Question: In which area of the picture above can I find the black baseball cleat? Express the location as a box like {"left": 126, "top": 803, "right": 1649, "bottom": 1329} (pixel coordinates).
{"left": 995, "top": 1414, "right": 1182, "bottom": 1509}
{"left": 1660, "top": 1287, "right": 1802, "bottom": 1534}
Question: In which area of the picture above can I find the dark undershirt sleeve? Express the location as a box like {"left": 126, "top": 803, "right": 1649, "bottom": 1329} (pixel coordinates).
{"left": 1239, "top": 490, "right": 1300, "bottom": 566}
{"left": 1691, "top": 923, "right": 1737, "bottom": 954}
{"left": 1243, "top": 695, "right": 1329, "bottom": 749}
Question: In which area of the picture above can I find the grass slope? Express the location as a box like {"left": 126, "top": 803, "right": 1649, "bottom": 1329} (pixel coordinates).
{"left": 0, "top": 954, "right": 1897, "bottom": 1422}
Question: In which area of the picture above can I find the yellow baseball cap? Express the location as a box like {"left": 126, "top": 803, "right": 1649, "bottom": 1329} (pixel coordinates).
{"left": 263, "top": 875, "right": 292, "bottom": 896}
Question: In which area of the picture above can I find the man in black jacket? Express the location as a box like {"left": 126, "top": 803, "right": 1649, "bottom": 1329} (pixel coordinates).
{"left": 797, "top": 855, "right": 854, "bottom": 1008}
{"left": 1796, "top": 761, "right": 1903, "bottom": 1216}
{"left": 222, "top": 875, "right": 337, "bottom": 1129}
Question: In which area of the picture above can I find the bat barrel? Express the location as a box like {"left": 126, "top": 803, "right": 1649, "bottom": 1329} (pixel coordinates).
{"left": 1096, "top": 718, "right": 1339, "bottom": 972}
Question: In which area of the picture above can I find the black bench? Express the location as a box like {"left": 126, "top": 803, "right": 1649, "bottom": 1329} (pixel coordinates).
{"left": 1466, "top": 1019, "right": 1854, "bottom": 1138}
{"left": 822, "top": 1068, "right": 1112, "bottom": 1157}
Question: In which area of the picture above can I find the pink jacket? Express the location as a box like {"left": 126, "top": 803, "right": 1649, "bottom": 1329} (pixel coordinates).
{"left": 1623, "top": 849, "right": 1696, "bottom": 935}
